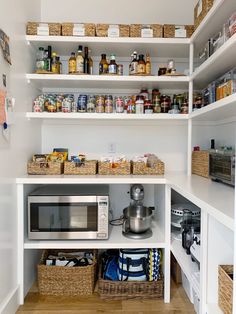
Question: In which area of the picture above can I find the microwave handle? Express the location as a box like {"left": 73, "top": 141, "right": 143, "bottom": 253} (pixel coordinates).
{"left": 50, "top": 214, "right": 54, "bottom": 227}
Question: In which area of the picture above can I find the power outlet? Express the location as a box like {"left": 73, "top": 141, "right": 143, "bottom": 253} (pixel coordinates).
{"left": 108, "top": 142, "right": 116, "bottom": 153}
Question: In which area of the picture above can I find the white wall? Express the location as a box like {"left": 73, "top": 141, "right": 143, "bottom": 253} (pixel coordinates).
{"left": 41, "top": 0, "right": 194, "bottom": 25}
{"left": 0, "top": 1, "right": 41, "bottom": 313}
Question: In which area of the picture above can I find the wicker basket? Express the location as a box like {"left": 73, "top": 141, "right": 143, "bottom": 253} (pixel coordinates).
{"left": 218, "top": 265, "right": 233, "bottom": 314}
{"left": 194, "top": 0, "right": 214, "bottom": 30}
{"left": 130, "top": 24, "right": 162, "bottom": 38}
{"left": 64, "top": 160, "right": 97, "bottom": 175}
{"left": 132, "top": 161, "right": 164, "bottom": 175}
{"left": 98, "top": 161, "right": 131, "bottom": 175}
{"left": 96, "top": 24, "right": 129, "bottom": 37}
{"left": 38, "top": 249, "right": 97, "bottom": 296}
{"left": 163, "top": 24, "right": 194, "bottom": 38}
{"left": 26, "top": 22, "right": 61, "bottom": 36}
{"left": 27, "top": 161, "right": 63, "bottom": 175}
{"left": 98, "top": 267, "right": 164, "bottom": 300}
{"left": 192, "top": 151, "right": 209, "bottom": 178}
{"left": 62, "top": 23, "right": 96, "bottom": 36}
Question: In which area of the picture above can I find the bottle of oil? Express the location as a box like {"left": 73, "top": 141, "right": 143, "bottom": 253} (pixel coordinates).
{"left": 145, "top": 53, "right": 151, "bottom": 75}
{"left": 68, "top": 52, "right": 76, "bottom": 74}
{"left": 76, "top": 45, "right": 84, "bottom": 74}
{"left": 84, "top": 47, "right": 90, "bottom": 74}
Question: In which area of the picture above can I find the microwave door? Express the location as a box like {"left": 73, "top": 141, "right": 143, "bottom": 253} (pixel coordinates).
{"left": 59, "top": 205, "right": 88, "bottom": 230}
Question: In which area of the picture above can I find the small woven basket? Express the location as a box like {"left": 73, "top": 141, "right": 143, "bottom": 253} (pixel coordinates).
{"left": 64, "top": 160, "right": 97, "bottom": 175}
{"left": 132, "top": 161, "right": 164, "bottom": 175}
{"left": 98, "top": 267, "right": 164, "bottom": 300}
{"left": 96, "top": 24, "right": 129, "bottom": 37}
{"left": 26, "top": 22, "right": 61, "bottom": 36}
{"left": 130, "top": 24, "right": 162, "bottom": 37}
{"left": 98, "top": 161, "right": 131, "bottom": 175}
{"left": 38, "top": 249, "right": 97, "bottom": 296}
{"left": 27, "top": 161, "right": 63, "bottom": 175}
{"left": 163, "top": 24, "right": 194, "bottom": 38}
{"left": 61, "top": 23, "right": 96, "bottom": 36}
{"left": 192, "top": 151, "right": 209, "bottom": 178}
{"left": 218, "top": 265, "right": 233, "bottom": 314}
{"left": 194, "top": 0, "right": 214, "bottom": 30}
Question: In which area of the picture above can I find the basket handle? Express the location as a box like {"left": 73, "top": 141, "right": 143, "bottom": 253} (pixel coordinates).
{"left": 40, "top": 162, "right": 49, "bottom": 169}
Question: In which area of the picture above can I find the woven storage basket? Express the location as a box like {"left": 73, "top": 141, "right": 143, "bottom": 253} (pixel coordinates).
{"left": 27, "top": 161, "right": 63, "bottom": 175}
{"left": 132, "top": 161, "right": 164, "bottom": 175}
{"left": 194, "top": 0, "right": 214, "bottom": 30}
{"left": 98, "top": 267, "right": 164, "bottom": 300}
{"left": 163, "top": 24, "right": 194, "bottom": 38}
{"left": 192, "top": 151, "right": 209, "bottom": 178}
{"left": 26, "top": 22, "right": 61, "bottom": 36}
{"left": 64, "top": 160, "right": 97, "bottom": 175}
{"left": 130, "top": 24, "right": 162, "bottom": 37}
{"left": 38, "top": 249, "right": 97, "bottom": 296}
{"left": 218, "top": 265, "right": 233, "bottom": 314}
{"left": 98, "top": 161, "right": 131, "bottom": 175}
{"left": 96, "top": 24, "right": 129, "bottom": 37}
{"left": 61, "top": 23, "right": 96, "bottom": 36}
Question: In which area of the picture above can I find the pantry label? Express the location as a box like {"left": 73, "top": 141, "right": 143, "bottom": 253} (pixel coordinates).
{"left": 108, "top": 25, "right": 119, "bottom": 37}
{"left": 175, "top": 26, "right": 187, "bottom": 38}
{"left": 37, "top": 23, "right": 49, "bottom": 36}
{"left": 73, "top": 24, "right": 85, "bottom": 36}
{"left": 141, "top": 28, "right": 153, "bottom": 38}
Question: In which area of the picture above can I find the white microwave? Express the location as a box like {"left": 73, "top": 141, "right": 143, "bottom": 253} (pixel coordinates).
{"left": 28, "top": 185, "right": 109, "bottom": 240}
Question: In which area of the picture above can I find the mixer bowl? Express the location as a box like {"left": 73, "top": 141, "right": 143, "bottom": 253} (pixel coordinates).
{"left": 123, "top": 205, "right": 153, "bottom": 233}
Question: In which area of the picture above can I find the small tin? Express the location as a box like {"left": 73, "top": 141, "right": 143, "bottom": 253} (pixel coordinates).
{"left": 117, "top": 64, "right": 123, "bottom": 76}
{"left": 96, "top": 95, "right": 105, "bottom": 113}
{"left": 87, "top": 95, "right": 96, "bottom": 113}
{"left": 77, "top": 95, "right": 87, "bottom": 113}
{"left": 105, "top": 95, "right": 113, "bottom": 113}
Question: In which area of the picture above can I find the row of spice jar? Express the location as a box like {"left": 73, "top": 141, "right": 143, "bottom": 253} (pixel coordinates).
{"left": 33, "top": 91, "right": 189, "bottom": 114}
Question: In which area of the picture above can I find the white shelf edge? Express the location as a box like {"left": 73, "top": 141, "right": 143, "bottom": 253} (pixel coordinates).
{"left": 207, "top": 303, "right": 223, "bottom": 314}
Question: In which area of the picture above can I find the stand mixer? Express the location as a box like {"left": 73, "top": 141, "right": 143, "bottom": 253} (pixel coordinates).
{"left": 122, "top": 184, "right": 154, "bottom": 239}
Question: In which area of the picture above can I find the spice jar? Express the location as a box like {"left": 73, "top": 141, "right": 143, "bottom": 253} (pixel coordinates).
{"left": 96, "top": 95, "right": 105, "bottom": 113}
{"left": 105, "top": 95, "right": 113, "bottom": 113}
{"left": 152, "top": 89, "right": 161, "bottom": 113}
{"left": 135, "top": 95, "right": 144, "bottom": 114}
{"left": 160, "top": 95, "right": 171, "bottom": 113}
{"left": 181, "top": 99, "right": 188, "bottom": 114}
{"left": 140, "top": 89, "right": 149, "bottom": 100}
{"left": 144, "top": 100, "right": 153, "bottom": 114}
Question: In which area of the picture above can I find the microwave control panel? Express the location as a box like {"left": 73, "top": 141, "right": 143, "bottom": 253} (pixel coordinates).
{"left": 97, "top": 196, "right": 109, "bottom": 238}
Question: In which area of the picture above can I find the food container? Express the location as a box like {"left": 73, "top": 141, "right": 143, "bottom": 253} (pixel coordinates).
{"left": 96, "top": 24, "right": 129, "bottom": 37}
{"left": 61, "top": 23, "right": 96, "bottom": 36}
{"left": 27, "top": 161, "right": 63, "bottom": 175}
{"left": 115, "top": 96, "right": 124, "bottom": 113}
{"left": 198, "top": 39, "right": 213, "bottom": 64}
{"left": 130, "top": 24, "right": 162, "bottom": 38}
{"left": 194, "top": 0, "right": 214, "bottom": 30}
{"left": 98, "top": 161, "right": 131, "bottom": 175}
{"left": 26, "top": 22, "right": 61, "bottom": 36}
{"left": 104, "top": 95, "right": 113, "bottom": 113}
{"left": 212, "top": 31, "right": 224, "bottom": 54}
{"left": 160, "top": 95, "right": 171, "bottom": 113}
{"left": 64, "top": 160, "right": 97, "bottom": 175}
{"left": 38, "top": 249, "right": 97, "bottom": 296}
{"left": 218, "top": 265, "right": 233, "bottom": 314}
{"left": 132, "top": 160, "right": 164, "bottom": 175}
{"left": 228, "top": 12, "right": 236, "bottom": 37}
{"left": 96, "top": 95, "right": 105, "bottom": 113}
{"left": 192, "top": 151, "right": 209, "bottom": 178}
{"left": 163, "top": 24, "right": 194, "bottom": 38}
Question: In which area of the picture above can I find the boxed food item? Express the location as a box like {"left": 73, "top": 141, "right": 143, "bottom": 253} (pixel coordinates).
{"left": 62, "top": 23, "right": 96, "bottom": 36}
{"left": 163, "top": 24, "right": 194, "bottom": 38}
{"left": 26, "top": 22, "right": 61, "bottom": 36}
{"left": 198, "top": 39, "right": 213, "bottom": 64}
{"left": 216, "top": 67, "right": 236, "bottom": 101}
{"left": 96, "top": 24, "right": 129, "bottom": 37}
{"left": 130, "top": 24, "right": 162, "bottom": 38}
{"left": 98, "top": 156, "right": 131, "bottom": 175}
{"left": 194, "top": 0, "right": 214, "bottom": 30}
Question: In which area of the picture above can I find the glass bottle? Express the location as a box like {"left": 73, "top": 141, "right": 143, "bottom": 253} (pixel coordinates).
{"left": 129, "top": 54, "right": 133, "bottom": 75}
{"left": 145, "top": 53, "right": 151, "bottom": 75}
{"left": 137, "top": 54, "right": 146, "bottom": 74}
{"left": 108, "top": 54, "right": 117, "bottom": 74}
{"left": 76, "top": 45, "right": 84, "bottom": 74}
{"left": 99, "top": 54, "right": 108, "bottom": 75}
{"left": 51, "top": 52, "right": 58, "bottom": 73}
{"left": 84, "top": 46, "right": 90, "bottom": 74}
{"left": 131, "top": 51, "right": 138, "bottom": 75}
{"left": 36, "top": 47, "right": 45, "bottom": 72}
{"left": 56, "top": 56, "right": 61, "bottom": 74}
{"left": 88, "top": 49, "right": 93, "bottom": 75}
{"left": 68, "top": 52, "right": 76, "bottom": 74}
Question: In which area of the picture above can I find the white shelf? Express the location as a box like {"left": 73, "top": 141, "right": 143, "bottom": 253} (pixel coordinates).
{"left": 168, "top": 173, "right": 234, "bottom": 231}
{"left": 192, "top": 33, "right": 236, "bottom": 88}
{"left": 26, "top": 74, "right": 190, "bottom": 90}
{"left": 190, "top": 93, "right": 236, "bottom": 121}
{"left": 16, "top": 174, "right": 167, "bottom": 185}
{"left": 26, "top": 35, "right": 190, "bottom": 58}
{"left": 207, "top": 303, "right": 223, "bottom": 314}
{"left": 24, "top": 220, "right": 166, "bottom": 249}
{"left": 191, "top": 0, "right": 236, "bottom": 47}
{"left": 171, "top": 235, "right": 199, "bottom": 292}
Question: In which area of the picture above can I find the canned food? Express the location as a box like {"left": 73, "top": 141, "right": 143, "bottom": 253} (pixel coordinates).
{"left": 117, "top": 64, "right": 123, "bottom": 76}
{"left": 77, "top": 95, "right": 87, "bottom": 113}
{"left": 115, "top": 96, "right": 124, "bottom": 113}
{"left": 62, "top": 98, "right": 72, "bottom": 113}
{"left": 71, "top": 101, "right": 77, "bottom": 112}
{"left": 96, "top": 95, "right": 105, "bottom": 113}
{"left": 56, "top": 95, "right": 64, "bottom": 112}
{"left": 87, "top": 95, "right": 96, "bottom": 113}
{"left": 105, "top": 95, "right": 113, "bottom": 113}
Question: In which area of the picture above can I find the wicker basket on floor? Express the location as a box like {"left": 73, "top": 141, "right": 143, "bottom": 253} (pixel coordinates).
{"left": 96, "top": 24, "right": 129, "bottom": 37}
{"left": 27, "top": 161, "right": 63, "bottom": 175}
{"left": 132, "top": 160, "right": 164, "bottom": 175}
{"left": 26, "top": 22, "right": 61, "bottom": 36}
{"left": 38, "top": 249, "right": 97, "bottom": 296}
{"left": 98, "top": 161, "right": 131, "bottom": 175}
{"left": 98, "top": 267, "right": 164, "bottom": 300}
{"left": 64, "top": 160, "right": 97, "bottom": 175}
{"left": 218, "top": 265, "right": 233, "bottom": 314}
{"left": 192, "top": 151, "right": 209, "bottom": 178}
{"left": 163, "top": 24, "right": 194, "bottom": 38}
{"left": 61, "top": 23, "right": 96, "bottom": 36}
{"left": 130, "top": 24, "right": 162, "bottom": 37}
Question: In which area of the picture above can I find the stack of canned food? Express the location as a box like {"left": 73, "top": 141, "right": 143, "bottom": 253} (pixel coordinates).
{"left": 33, "top": 89, "right": 189, "bottom": 114}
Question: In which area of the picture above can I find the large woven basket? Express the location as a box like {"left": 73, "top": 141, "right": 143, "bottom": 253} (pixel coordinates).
{"left": 64, "top": 160, "right": 97, "bottom": 175}
{"left": 194, "top": 0, "right": 214, "bottom": 30}
{"left": 98, "top": 161, "right": 131, "bottom": 175}
{"left": 218, "top": 265, "right": 233, "bottom": 314}
{"left": 27, "top": 161, "right": 63, "bottom": 175}
{"left": 62, "top": 23, "right": 96, "bottom": 36}
{"left": 132, "top": 161, "right": 164, "bottom": 175}
{"left": 163, "top": 24, "right": 194, "bottom": 38}
{"left": 26, "top": 22, "right": 61, "bottom": 36}
{"left": 192, "top": 151, "right": 209, "bottom": 178}
{"left": 96, "top": 24, "right": 129, "bottom": 37}
{"left": 98, "top": 267, "right": 164, "bottom": 300}
{"left": 130, "top": 24, "right": 162, "bottom": 37}
{"left": 38, "top": 249, "right": 97, "bottom": 296}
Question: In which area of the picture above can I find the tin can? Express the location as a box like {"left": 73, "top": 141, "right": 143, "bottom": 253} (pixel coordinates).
{"left": 77, "top": 95, "right": 87, "bottom": 113}
{"left": 117, "top": 64, "right": 123, "bottom": 76}
{"left": 115, "top": 96, "right": 124, "bottom": 113}
{"left": 87, "top": 95, "right": 96, "bottom": 113}
{"left": 71, "top": 101, "right": 77, "bottom": 112}
{"left": 62, "top": 98, "right": 72, "bottom": 113}
{"left": 96, "top": 95, "right": 105, "bottom": 113}
{"left": 105, "top": 95, "right": 113, "bottom": 113}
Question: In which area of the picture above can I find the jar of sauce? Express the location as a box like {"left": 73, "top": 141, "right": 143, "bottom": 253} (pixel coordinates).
{"left": 144, "top": 100, "right": 153, "bottom": 114}
{"left": 137, "top": 54, "right": 146, "bottom": 74}
{"left": 158, "top": 67, "right": 167, "bottom": 76}
{"left": 160, "top": 95, "right": 171, "bottom": 113}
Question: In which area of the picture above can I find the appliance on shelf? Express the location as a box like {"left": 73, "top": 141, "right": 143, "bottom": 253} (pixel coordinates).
{"left": 28, "top": 185, "right": 109, "bottom": 240}
{"left": 122, "top": 184, "right": 154, "bottom": 239}
{"left": 171, "top": 203, "right": 200, "bottom": 230}
{"left": 190, "top": 233, "right": 201, "bottom": 269}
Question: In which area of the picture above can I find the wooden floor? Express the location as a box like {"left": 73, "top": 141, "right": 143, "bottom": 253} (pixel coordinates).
{"left": 17, "top": 281, "right": 195, "bottom": 314}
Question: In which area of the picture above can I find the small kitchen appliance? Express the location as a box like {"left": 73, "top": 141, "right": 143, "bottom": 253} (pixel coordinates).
{"left": 122, "top": 184, "right": 154, "bottom": 239}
